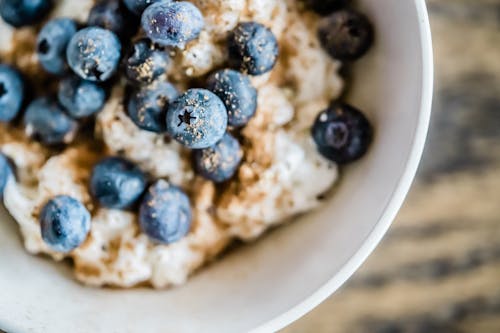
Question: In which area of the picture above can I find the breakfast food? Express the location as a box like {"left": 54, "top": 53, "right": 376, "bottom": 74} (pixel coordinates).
{"left": 0, "top": 0, "right": 374, "bottom": 288}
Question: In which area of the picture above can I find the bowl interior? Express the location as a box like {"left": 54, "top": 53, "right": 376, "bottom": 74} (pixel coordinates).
{"left": 0, "top": 1, "right": 432, "bottom": 332}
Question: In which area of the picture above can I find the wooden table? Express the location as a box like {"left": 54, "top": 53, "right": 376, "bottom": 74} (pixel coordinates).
{"left": 284, "top": 0, "right": 500, "bottom": 332}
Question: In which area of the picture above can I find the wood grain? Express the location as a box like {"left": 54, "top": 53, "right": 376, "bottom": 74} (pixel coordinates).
{"left": 283, "top": 0, "right": 500, "bottom": 332}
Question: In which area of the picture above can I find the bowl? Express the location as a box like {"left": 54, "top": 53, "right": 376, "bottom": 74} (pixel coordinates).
{"left": 0, "top": 0, "right": 433, "bottom": 332}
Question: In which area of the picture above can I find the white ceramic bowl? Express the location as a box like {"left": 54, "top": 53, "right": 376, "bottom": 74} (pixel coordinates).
{"left": 0, "top": 1, "right": 433, "bottom": 332}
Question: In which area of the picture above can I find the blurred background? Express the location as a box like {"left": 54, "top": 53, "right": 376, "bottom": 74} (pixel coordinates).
{"left": 284, "top": 0, "right": 500, "bottom": 332}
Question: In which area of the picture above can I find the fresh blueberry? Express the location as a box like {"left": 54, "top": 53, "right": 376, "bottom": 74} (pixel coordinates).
{"left": 166, "top": 88, "right": 227, "bottom": 149}
{"left": 193, "top": 133, "right": 242, "bottom": 183}
{"left": 123, "top": 0, "right": 163, "bottom": 16}
{"left": 36, "top": 18, "right": 77, "bottom": 75}
{"left": 304, "top": 0, "right": 349, "bottom": 16}
{"left": 312, "top": 102, "right": 373, "bottom": 164}
{"left": 39, "top": 195, "right": 91, "bottom": 253}
{"left": 125, "top": 38, "right": 170, "bottom": 85}
{"left": 0, "top": 64, "right": 24, "bottom": 122}
{"left": 90, "top": 157, "right": 146, "bottom": 209}
{"left": 141, "top": 1, "right": 204, "bottom": 48}
{"left": 23, "top": 97, "right": 78, "bottom": 145}
{"left": 206, "top": 69, "right": 257, "bottom": 127}
{"left": 126, "top": 80, "right": 178, "bottom": 133}
{"left": 228, "top": 22, "right": 279, "bottom": 75}
{"left": 0, "top": 0, "right": 53, "bottom": 27}
{"left": 139, "top": 179, "right": 191, "bottom": 244}
{"left": 66, "top": 27, "right": 122, "bottom": 82}
{"left": 58, "top": 76, "right": 106, "bottom": 118}
{"left": 88, "top": 0, "right": 138, "bottom": 40}
{"left": 0, "top": 153, "right": 13, "bottom": 197}
{"left": 318, "top": 9, "right": 374, "bottom": 61}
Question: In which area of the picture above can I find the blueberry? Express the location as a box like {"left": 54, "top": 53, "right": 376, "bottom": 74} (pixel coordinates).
{"left": 139, "top": 179, "right": 191, "bottom": 244}
{"left": 23, "top": 97, "right": 78, "bottom": 145}
{"left": 141, "top": 1, "right": 204, "bottom": 48}
{"left": 88, "top": 0, "right": 138, "bottom": 39}
{"left": 0, "top": 153, "right": 13, "bottom": 197}
{"left": 39, "top": 195, "right": 91, "bottom": 253}
{"left": 193, "top": 133, "right": 243, "bottom": 183}
{"left": 206, "top": 69, "right": 257, "bottom": 127}
{"left": 166, "top": 88, "right": 227, "bottom": 149}
{"left": 228, "top": 22, "right": 279, "bottom": 75}
{"left": 123, "top": 0, "right": 163, "bottom": 16}
{"left": 0, "top": 0, "right": 53, "bottom": 27}
{"left": 318, "top": 9, "right": 374, "bottom": 61}
{"left": 125, "top": 38, "right": 170, "bottom": 85}
{"left": 66, "top": 27, "right": 122, "bottom": 82}
{"left": 58, "top": 76, "right": 106, "bottom": 118}
{"left": 304, "top": 0, "right": 349, "bottom": 16}
{"left": 126, "top": 80, "right": 178, "bottom": 133}
{"left": 36, "top": 18, "right": 77, "bottom": 75}
{"left": 312, "top": 102, "right": 373, "bottom": 164}
{"left": 90, "top": 157, "right": 146, "bottom": 209}
{"left": 0, "top": 64, "right": 24, "bottom": 122}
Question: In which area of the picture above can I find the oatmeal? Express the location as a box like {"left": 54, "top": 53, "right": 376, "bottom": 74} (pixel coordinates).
{"left": 0, "top": 0, "right": 373, "bottom": 288}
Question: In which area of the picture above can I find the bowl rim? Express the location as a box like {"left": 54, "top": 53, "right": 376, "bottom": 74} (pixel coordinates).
{"left": 252, "top": 0, "right": 434, "bottom": 332}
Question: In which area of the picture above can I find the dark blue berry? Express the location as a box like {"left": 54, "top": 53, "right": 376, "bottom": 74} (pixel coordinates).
{"left": 66, "top": 27, "right": 122, "bottom": 82}
{"left": 0, "top": 0, "right": 53, "bottom": 27}
{"left": 206, "top": 69, "right": 257, "bottom": 127}
{"left": 166, "top": 88, "right": 227, "bottom": 149}
{"left": 228, "top": 22, "right": 279, "bottom": 75}
{"left": 90, "top": 157, "right": 146, "bottom": 209}
{"left": 141, "top": 1, "right": 204, "bottom": 48}
{"left": 312, "top": 102, "right": 373, "bottom": 164}
{"left": 318, "top": 9, "right": 374, "bottom": 61}
{"left": 88, "top": 0, "right": 137, "bottom": 39}
{"left": 127, "top": 80, "right": 178, "bottom": 133}
{"left": 23, "top": 97, "right": 78, "bottom": 145}
{"left": 39, "top": 195, "right": 91, "bottom": 253}
{"left": 139, "top": 179, "right": 191, "bottom": 244}
{"left": 123, "top": 0, "right": 164, "bottom": 16}
{"left": 36, "top": 18, "right": 77, "bottom": 75}
{"left": 193, "top": 133, "right": 242, "bottom": 183}
{"left": 304, "top": 0, "right": 349, "bottom": 16}
{"left": 0, "top": 64, "right": 24, "bottom": 122}
{"left": 58, "top": 76, "right": 106, "bottom": 118}
{"left": 125, "top": 38, "right": 170, "bottom": 85}
{"left": 0, "top": 153, "right": 13, "bottom": 197}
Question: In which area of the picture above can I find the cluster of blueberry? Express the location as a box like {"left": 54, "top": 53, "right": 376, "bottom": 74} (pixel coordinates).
{"left": 0, "top": 0, "right": 374, "bottom": 254}
{"left": 0, "top": 0, "right": 279, "bottom": 253}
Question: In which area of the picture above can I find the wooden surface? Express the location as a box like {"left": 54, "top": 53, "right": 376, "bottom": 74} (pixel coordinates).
{"left": 283, "top": 0, "right": 500, "bottom": 332}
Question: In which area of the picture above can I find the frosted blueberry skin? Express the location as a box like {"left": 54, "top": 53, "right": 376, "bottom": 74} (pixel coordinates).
{"left": 312, "top": 102, "right": 373, "bottom": 164}
{"left": 123, "top": 0, "right": 165, "bottom": 16}
{"left": 0, "top": 0, "right": 53, "bottom": 27}
{"left": 39, "top": 195, "right": 91, "bottom": 253}
{"left": 89, "top": 157, "right": 147, "bottom": 209}
{"left": 141, "top": 1, "right": 204, "bottom": 48}
{"left": 87, "top": 0, "right": 138, "bottom": 40}
{"left": 66, "top": 27, "right": 122, "bottom": 82}
{"left": 139, "top": 179, "right": 192, "bottom": 244}
{"left": 23, "top": 97, "right": 78, "bottom": 145}
{"left": 58, "top": 76, "right": 106, "bottom": 118}
{"left": 36, "top": 18, "right": 77, "bottom": 75}
{"left": 227, "top": 22, "right": 279, "bottom": 75}
{"left": 0, "top": 64, "right": 24, "bottom": 122}
{"left": 126, "top": 80, "right": 179, "bottom": 133}
{"left": 206, "top": 69, "right": 257, "bottom": 127}
{"left": 124, "top": 38, "right": 170, "bottom": 85}
{"left": 317, "top": 9, "right": 374, "bottom": 61}
{"left": 193, "top": 133, "right": 243, "bottom": 183}
{"left": 0, "top": 153, "right": 13, "bottom": 197}
{"left": 166, "top": 88, "right": 228, "bottom": 149}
